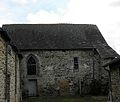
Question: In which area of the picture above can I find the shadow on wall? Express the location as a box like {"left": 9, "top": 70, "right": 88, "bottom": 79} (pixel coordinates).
{"left": 22, "top": 78, "right": 109, "bottom": 99}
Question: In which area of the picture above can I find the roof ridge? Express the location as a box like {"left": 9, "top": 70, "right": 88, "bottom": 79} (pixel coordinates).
{"left": 2, "top": 23, "right": 96, "bottom": 26}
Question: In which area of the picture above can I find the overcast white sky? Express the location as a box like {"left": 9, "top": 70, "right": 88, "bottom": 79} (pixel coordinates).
{"left": 0, "top": 0, "right": 120, "bottom": 54}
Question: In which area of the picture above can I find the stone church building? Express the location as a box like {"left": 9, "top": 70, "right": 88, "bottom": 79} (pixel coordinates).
{"left": 0, "top": 24, "right": 119, "bottom": 102}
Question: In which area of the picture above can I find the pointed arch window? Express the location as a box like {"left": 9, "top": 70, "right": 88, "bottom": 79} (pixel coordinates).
{"left": 27, "top": 56, "right": 36, "bottom": 75}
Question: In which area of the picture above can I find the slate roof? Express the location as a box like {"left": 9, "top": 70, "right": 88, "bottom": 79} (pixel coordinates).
{"left": 103, "top": 57, "right": 120, "bottom": 67}
{"left": 2, "top": 24, "right": 119, "bottom": 58}
{"left": 0, "top": 27, "right": 10, "bottom": 41}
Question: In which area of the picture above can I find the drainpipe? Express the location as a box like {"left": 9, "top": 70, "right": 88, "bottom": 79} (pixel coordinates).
{"left": 5, "top": 42, "right": 8, "bottom": 102}
{"left": 104, "top": 67, "right": 113, "bottom": 102}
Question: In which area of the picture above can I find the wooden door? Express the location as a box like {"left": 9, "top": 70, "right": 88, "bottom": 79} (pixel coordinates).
{"left": 27, "top": 80, "right": 37, "bottom": 97}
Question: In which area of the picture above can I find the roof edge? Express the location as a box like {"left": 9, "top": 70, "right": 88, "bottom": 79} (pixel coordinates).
{"left": 0, "top": 28, "right": 10, "bottom": 42}
{"left": 2, "top": 23, "right": 96, "bottom": 26}
{"left": 19, "top": 47, "right": 96, "bottom": 51}
{"left": 103, "top": 57, "right": 120, "bottom": 67}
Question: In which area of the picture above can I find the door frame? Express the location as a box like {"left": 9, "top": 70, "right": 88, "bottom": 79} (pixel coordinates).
{"left": 28, "top": 79, "right": 37, "bottom": 97}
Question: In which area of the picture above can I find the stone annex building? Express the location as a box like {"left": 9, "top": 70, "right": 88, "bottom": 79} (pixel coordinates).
{"left": 104, "top": 57, "right": 120, "bottom": 102}
{"left": 0, "top": 24, "right": 119, "bottom": 102}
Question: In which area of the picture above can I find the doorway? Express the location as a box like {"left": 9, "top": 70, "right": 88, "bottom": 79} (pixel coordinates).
{"left": 27, "top": 79, "right": 37, "bottom": 97}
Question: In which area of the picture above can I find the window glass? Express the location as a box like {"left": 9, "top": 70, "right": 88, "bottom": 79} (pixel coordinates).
{"left": 74, "top": 57, "right": 79, "bottom": 69}
{"left": 27, "top": 56, "right": 36, "bottom": 75}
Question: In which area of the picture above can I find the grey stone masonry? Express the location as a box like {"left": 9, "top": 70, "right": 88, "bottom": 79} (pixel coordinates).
{"left": 103, "top": 57, "right": 120, "bottom": 102}
{"left": 20, "top": 49, "right": 107, "bottom": 96}
{"left": 7, "top": 45, "right": 21, "bottom": 102}
{"left": 111, "top": 66, "right": 120, "bottom": 102}
{"left": 0, "top": 32, "right": 20, "bottom": 102}
{"left": 0, "top": 35, "right": 6, "bottom": 102}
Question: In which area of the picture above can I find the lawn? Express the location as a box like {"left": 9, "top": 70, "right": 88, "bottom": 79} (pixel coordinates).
{"left": 22, "top": 96, "right": 107, "bottom": 102}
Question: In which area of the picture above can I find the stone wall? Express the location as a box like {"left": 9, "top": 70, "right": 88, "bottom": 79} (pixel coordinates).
{"left": 0, "top": 35, "right": 6, "bottom": 102}
{"left": 7, "top": 45, "right": 21, "bottom": 102}
{"left": 7, "top": 45, "right": 16, "bottom": 102}
{"left": 0, "top": 34, "right": 20, "bottom": 102}
{"left": 110, "top": 65, "right": 120, "bottom": 102}
{"left": 16, "top": 55, "right": 21, "bottom": 102}
{"left": 101, "top": 59, "right": 111, "bottom": 95}
{"left": 20, "top": 50, "right": 106, "bottom": 97}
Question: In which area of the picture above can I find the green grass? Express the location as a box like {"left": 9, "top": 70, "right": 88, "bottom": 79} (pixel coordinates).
{"left": 22, "top": 96, "right": 107, "bottom": 102}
